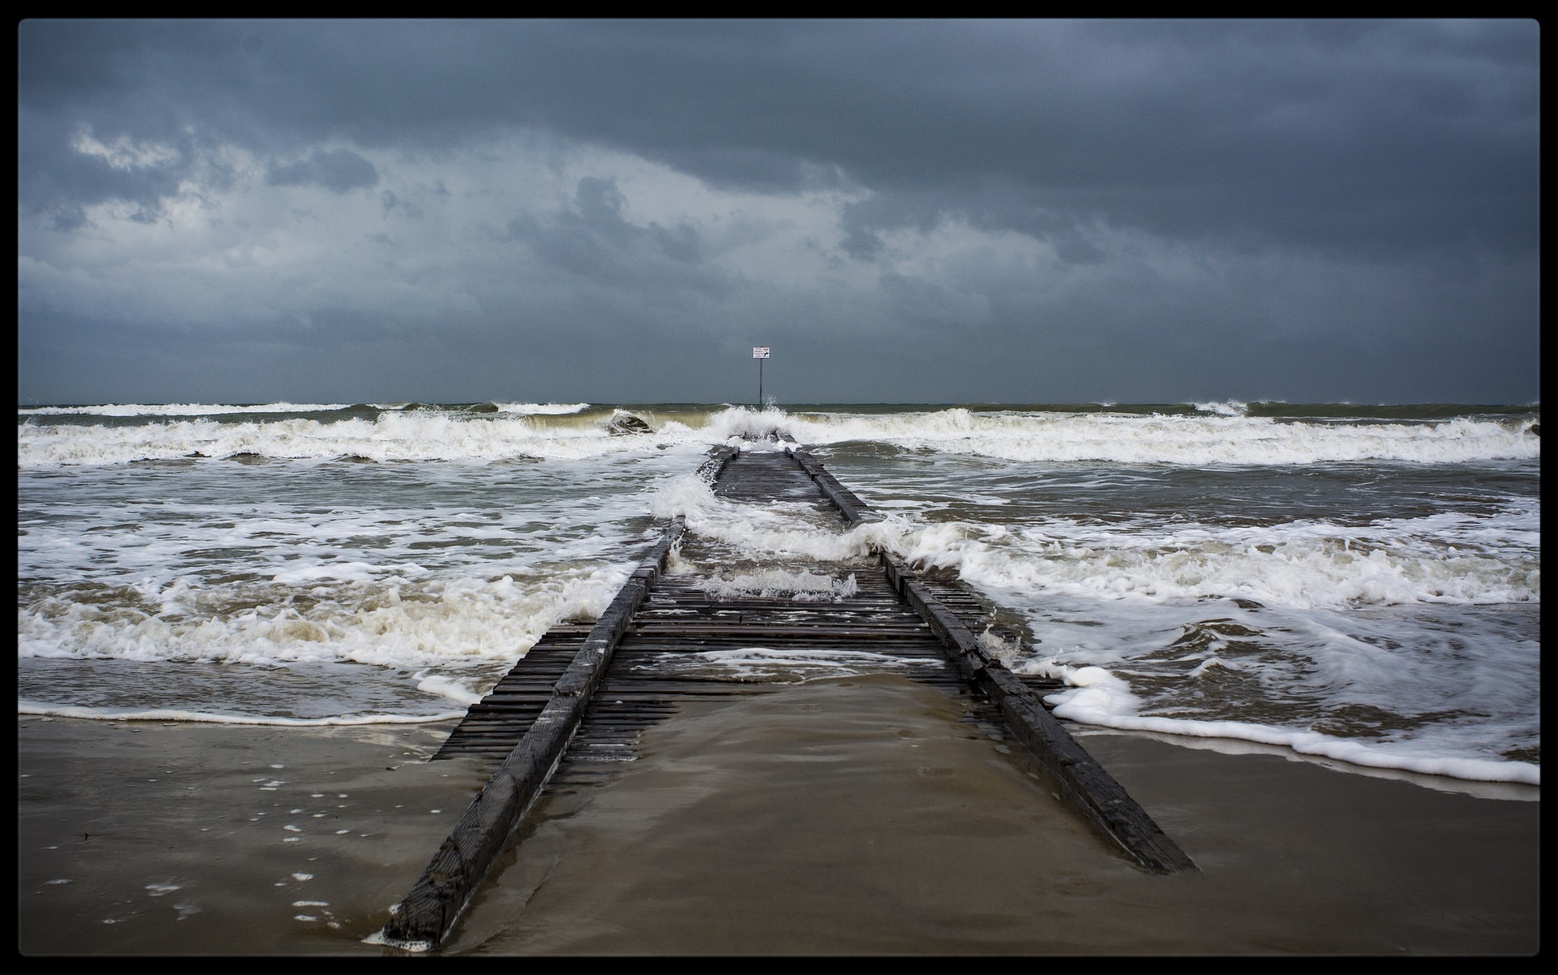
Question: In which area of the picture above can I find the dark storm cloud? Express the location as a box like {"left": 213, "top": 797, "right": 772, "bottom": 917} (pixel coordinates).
{"left": 505, "top": 176, "right": 728, "bottom": 300}
{"left": 21, "top": 19, "right": 1537, "bottom": 257}
{"left": 16, "top": 18, "right": 1541, "bottom": 405}
{"left": 483, "top": 19, "right": 1539, "bottom": 261}
{"left": 265, "top": 148, "right": 379, "bottom": 194}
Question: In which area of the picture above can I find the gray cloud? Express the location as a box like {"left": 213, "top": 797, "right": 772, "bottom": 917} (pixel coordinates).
{"left": 266, "top": 148, "right": 379, "bottom": 194}
{"left": 505, "top": 177, "right": 728, "bottom": 303}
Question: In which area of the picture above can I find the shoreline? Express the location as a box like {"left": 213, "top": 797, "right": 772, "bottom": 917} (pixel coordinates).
{"left": 18, "top": 677, "right": 1541, "bottom": 956}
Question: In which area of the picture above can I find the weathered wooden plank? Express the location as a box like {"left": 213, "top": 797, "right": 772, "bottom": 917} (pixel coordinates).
{"left": 880, "top": 551, "right": 1197, "bottom": 875}
{"left": 379, "top": 516, "right": 688, "bottom": 950}
{"left": 784, "top": 446, "right": 882, "bottom": 526}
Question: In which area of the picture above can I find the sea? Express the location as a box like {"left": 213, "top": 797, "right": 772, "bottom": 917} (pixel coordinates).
{"left": 16, "top": 401, "right": 1540, "bottom": 790}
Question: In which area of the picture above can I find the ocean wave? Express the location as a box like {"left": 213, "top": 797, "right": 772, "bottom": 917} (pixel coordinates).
{"left": 1050, "top": 690, "right": 1541, "bottom": 785}
{"left": 652, "top": 470, "right": 1539, "bottom": 610}
{"left": 16, "top": 569, "right": 631, "bottom": 675}
{"left": 14, "top": 412, "right": 678, "bottom": 466}
{"left": 1027, "top": 655, "right": 1539, "bottom": 785}
{"left": 783, "top": 410, "right": 1539, "bottom": 465}
{"left": 917, "top": 513, "right": 1539, "bottom": 610}
{"left": 494, "top": 401, "right": 592, "bottom": 415}
{"left": 18, "top": 403, "right": 1539, "bottom": 468}
{"left": 16, "top": 401, "right": 356, "bottom": 417}
{"left": 1191, "top": 400, "right": 1248, "bottom": 416}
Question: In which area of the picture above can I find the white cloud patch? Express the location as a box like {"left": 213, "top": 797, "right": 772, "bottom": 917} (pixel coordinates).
{"left": 70, "top": 127, "right": 182, "bottom": 172}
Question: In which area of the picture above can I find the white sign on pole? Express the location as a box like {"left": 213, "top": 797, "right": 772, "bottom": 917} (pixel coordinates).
{"left": 752, "top": 346, "right": 770, "bottom": 359}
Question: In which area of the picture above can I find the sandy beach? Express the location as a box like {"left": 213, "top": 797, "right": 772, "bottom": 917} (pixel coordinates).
{"left": 18, "top": 674, "right": 1539, "bottom": 956}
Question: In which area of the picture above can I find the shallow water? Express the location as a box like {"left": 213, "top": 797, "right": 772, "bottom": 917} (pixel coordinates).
{"left": 17, "top": 676, "right": 1539, "bottom": 956}
{"left": 448, "top": 677, "right": 1540, "bottom": 955}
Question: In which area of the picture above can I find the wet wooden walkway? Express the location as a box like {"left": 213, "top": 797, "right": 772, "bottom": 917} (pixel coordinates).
{"left": 380, "top": 440, "right": 1195, "bottom": 951}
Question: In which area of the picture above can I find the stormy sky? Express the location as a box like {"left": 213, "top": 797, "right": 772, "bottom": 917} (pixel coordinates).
{"left": 17, "top": 19, "right": 1541, "bottom": 406}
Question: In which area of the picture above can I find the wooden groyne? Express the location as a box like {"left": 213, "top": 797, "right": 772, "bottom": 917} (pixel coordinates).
{"left": 380, "top": 439, "right": 1195, "bottom": 951}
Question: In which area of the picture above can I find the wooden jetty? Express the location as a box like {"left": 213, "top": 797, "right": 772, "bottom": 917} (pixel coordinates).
{"left": 379, "top": 440, "right": 1195, "bottom": 951}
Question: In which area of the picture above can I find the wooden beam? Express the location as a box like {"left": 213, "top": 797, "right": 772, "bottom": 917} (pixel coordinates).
{"left": 378, "top": 516, "right": 688, "bottom": 951}
{"left": 785, "top": 446, "right": 883, "bottom": 527}
{"left": 881, "top": 552, "right": 1197, "bottom": 875}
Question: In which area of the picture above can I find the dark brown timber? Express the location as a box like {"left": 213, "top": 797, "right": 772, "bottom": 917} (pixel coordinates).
{"left": 879, "top": 553, "right": 1198, "bottom": 874}
{"left": 380, "top": 438, "right": 1194, "bottom": 951}
{"left": 379, "top": 516, "right": 686, "bottom": 949}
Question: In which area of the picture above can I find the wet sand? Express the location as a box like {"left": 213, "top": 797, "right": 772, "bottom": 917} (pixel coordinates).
{"left": 18, "top": 675, "right": 1540, "bottom": 956}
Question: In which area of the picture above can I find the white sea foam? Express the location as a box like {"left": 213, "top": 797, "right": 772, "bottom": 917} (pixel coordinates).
{"left": 939, "top": 512, "right": 1540, "bottom": 611}
{"left": 1192, "top": 400, "right": 1248, "bottom": 416}
{"left": 781, "top": 409, "right": 1538, "bottom": 465}
{"left": 493, "top": 402, "right": 591, "bottom": 415}
{"left": 14, "top": 413, "right": 572, "bottom": 467}
{"left": 17, "top": 402, "right": 355, "bottom": 416}
{"left": 16, "top": 570, "right": 629, "bottom": 673}
{"left": 1042, "top": 679, "right": 1541, "bottom": 785}
{"left": 650, "top": 471, "right": 879, "bottom": 563}
{"left": 697, "top": 569, "right": 861, "bottom": 601}
{"left": 1023, "top": 655, "right": 1540, "bottom": 785}
{"left": 629, "top": 647, "right": 936, "bottom": 682}
{"left": 652, "top": 479, "right": 1538, "bottom": 612}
